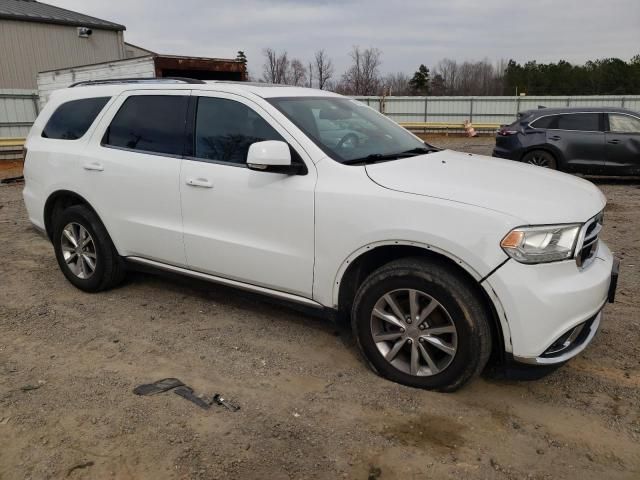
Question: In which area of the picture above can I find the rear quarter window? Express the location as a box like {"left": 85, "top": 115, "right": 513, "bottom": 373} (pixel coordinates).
{"left": 530, "top": 115, "right": 556, "bottom": 129}
{"left": 42, "top": 97, "right": 110, "bottom": 140}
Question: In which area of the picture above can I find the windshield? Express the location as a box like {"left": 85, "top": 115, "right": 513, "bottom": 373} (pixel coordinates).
{"left": 267, "top": 97, "right": 432, "bottom": 163}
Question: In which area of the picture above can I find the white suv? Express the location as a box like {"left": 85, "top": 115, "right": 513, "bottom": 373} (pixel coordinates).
{"left": 23, "top": 79, "right": 619, "bottom": 391}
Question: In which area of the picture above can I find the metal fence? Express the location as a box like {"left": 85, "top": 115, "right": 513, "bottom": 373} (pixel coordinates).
{"left": 0, "top": 89, "right": 38, "bottom": 159}
{"left": 354, "top": 95, "right": 640, "bottom": 125}
{"left": 0, "top": 89, "right": 39, "bottom": 138}
{"left": 1, "top": 93, "right": 639, "bottom": 140}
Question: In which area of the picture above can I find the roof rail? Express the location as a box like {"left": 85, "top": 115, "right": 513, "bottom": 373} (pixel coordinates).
{"left": 69, "top": 77, "right": 206, "bottom": 87}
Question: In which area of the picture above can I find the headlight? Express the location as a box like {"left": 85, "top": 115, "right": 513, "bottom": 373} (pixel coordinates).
{"left": 500, "top": 224, "right": 581, "bottom": 264}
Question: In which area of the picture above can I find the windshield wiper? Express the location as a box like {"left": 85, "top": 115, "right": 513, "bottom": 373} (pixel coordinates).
{"left": 342, "top": 152, "right": 414, "bottom": 165}
{"left": 402, "top": 146, "right": 439, "bottom": 154}
{"left": 342, "top": 146, "right": 439, "bottom": 165}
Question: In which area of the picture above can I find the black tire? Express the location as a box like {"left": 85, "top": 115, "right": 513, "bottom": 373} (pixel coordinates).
{"left": 52, "top": 204, "right": 126, "bottom": 292}
{"left": 522, "top": 150, "right": 557, "bottom": 169}
{"left": 351, "top": 257, "right": 492, "bottom": 392}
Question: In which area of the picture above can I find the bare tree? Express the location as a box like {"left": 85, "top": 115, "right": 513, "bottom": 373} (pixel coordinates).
{"left": 262, "top": 48, "right": 289, "bottom": 84}
{"left": 314, "top": 49, "right": 335, "bottom": 90}
{"left": 289, "top": 59, "right": 307, "bottom": 86}
{"left": 382, "top": 72, "right": 412, "bottom": 95}
{"left": 455, "top": 60, "right": 490, "bottom": 95}
{"left": 493, "top": 58, "right": 508, "bottom": 94}
{"left": 457, "top": 61, "right": 476, "bottom": 95}
{"left": 430, "top": 73, "right": 445, "bottom": 95}
{"left": 262, "top": 48, "right": 279, "bottom": 83}
{"left": 435, "top": 58, "right": 458, "bottom": 95}
{"left": 323, "top": 79, "right": 339, "bottom": 93}
{"left": 433, "top": 57, "right": 505, "bottom": 95}
{"left": 341, "top": 46, "right": 382, "bottom": 95}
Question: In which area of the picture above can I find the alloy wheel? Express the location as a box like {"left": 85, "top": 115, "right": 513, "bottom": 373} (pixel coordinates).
{"left": 370, "top": 288, "right": 458, "bottom": 376}
{"left": 60, "top": 222, "right": 97, "bottom": 279}
{"left": 527, "top": 154, "right": 550, "bottom": 167}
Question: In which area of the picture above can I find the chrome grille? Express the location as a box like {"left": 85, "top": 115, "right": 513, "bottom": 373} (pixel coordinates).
{"left": 576, "top": 212, "right": 603, "bottom": 267}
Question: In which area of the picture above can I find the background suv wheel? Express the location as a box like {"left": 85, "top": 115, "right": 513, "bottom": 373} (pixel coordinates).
{"left": 522, "top": 150, "right": 557, "bottom": 169}
{"left": 53, "top": 205, "right": 125, "bottom": 292}
{"left": 351, "top": 257, "right": 492, "bottom": 392}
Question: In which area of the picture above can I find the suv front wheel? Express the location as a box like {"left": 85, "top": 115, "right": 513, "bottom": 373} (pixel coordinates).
{"left": 351, "top": 257, "right": 492, "bottom": 392}
{"left": 52, "top": 205, "right": 125, "bottom": 292}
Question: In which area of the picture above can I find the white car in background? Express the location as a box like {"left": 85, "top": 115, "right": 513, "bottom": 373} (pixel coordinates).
{"left": 22, "top": 79, "right": 618, "bottom": 391}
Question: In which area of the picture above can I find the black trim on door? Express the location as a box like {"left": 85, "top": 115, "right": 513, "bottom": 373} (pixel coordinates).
{"left": 183, "top": 95, "right": 197, "bottom": 158}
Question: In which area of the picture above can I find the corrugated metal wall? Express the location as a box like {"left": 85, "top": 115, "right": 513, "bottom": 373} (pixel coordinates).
{"left": 0, "top": 19, "right": 125, "bottom": 89}
{"left": 355, "top": 96, "right": 640, "bottom": 124}
{"left": 0, "top": 89, "right": 39, "bottom": 138}
{"left": 37, "top": 56, "right": 156, "bottom": 106}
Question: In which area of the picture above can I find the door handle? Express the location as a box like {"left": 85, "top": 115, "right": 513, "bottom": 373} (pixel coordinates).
{"left": 83, "top": 162, "right": 104, "bottom": 171}
{"left": 549, "top": 135, "right": 561, "bottom": 141}
{"left": 186, "top": 178, "right": 213, "bottom": 188}
{"left": 607, "top": 139, "right": 620, "bottom": 145}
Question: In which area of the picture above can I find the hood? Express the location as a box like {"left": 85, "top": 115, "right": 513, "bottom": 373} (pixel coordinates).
{"left": 365, "top": 150, "right": 606, "bottom": 224}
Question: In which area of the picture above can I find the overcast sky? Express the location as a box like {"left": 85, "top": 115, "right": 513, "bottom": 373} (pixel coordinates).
{"left": 50, "top": 0, "right": 640, "bottom": 77}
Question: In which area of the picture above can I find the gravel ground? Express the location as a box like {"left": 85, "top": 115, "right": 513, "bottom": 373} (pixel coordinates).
{"left": 1, "top": 138, "right": 639, "bottom": 479}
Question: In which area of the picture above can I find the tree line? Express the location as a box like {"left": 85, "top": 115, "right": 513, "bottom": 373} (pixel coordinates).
{"left": 504, "top": 57, "right": 640, "bottom": 95}
{"left": 241, "top": 48, "right": 640, "bottom": 96}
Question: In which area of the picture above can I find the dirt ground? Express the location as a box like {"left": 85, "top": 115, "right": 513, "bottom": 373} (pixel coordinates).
{"left": 1, "top": 137, "right": 639, "bottom": 479}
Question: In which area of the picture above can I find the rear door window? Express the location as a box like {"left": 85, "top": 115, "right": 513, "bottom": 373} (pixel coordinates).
{"left": 103, "top": 95, "right": 189, "bottom": 156}
{"left": 42, "top": 97, "right": 110, "bottom": 140}
{"left": 554, "top": 113, "right": 601, "bottom": 132}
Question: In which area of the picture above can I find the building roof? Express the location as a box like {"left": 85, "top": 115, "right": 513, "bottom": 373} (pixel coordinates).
{"left": 124, "top": 42, "right": 155, "bottom": 55}
{"left": 0, "top": 0, "right": 125, "bottom": 31}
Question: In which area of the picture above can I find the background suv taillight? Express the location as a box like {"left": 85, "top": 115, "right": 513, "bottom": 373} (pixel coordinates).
{"left": 497, "top": 128, "right": 518, "bottom": 136}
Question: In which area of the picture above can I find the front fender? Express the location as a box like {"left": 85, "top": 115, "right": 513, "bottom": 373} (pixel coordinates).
{"left": 331, "top": 239, "right": 485, "bottom": 307}
{"left": 327, "top": 239, "right": 513, "bottom": 354}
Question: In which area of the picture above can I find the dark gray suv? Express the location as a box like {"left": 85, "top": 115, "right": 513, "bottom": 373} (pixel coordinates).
{"left": 493, "top": 107, "right": 640, "bottom": 175}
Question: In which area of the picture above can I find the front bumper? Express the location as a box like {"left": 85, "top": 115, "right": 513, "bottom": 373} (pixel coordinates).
{"left": 513, "top": 310, "right": 601, "bottom": 365}
{"left": 484, "top": 241, "right": 616, "bottom": 365}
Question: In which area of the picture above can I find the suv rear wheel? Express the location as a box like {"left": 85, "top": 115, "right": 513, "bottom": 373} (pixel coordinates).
{"left": 522, "top": 150, "right": 557, "bottom": 169}
{"left": 52, "top": 205, "right": 125, "bottom": 292}
{"left": 351, "top": 257, "right": 492, "bottom": 392}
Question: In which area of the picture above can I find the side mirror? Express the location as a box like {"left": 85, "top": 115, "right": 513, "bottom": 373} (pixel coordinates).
{"left": 247, "top": 140, "right": 291, "bottom": 172}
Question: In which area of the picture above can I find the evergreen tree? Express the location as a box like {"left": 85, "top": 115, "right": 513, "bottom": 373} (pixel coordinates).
{"left": 503, "top": 55, "right": 640, "bottom": 95}
{"left": 236, "top": 51, "right": 248, "bottom": 67}
{"left": 631, "top": 55, "right": 640, "bottom": 94}
{"left": 409, "top": 64, "right": 430, "bottom": 95}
